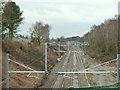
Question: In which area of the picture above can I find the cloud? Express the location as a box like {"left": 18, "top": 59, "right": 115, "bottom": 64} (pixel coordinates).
{"left": 13, "top": 0, "right": 119, "bottom": 3}
{"left": 13, "top": 0, "right": 118, "bottom": 38}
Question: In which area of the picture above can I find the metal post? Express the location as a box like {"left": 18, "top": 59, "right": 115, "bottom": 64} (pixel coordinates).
{"left": 6, "top": 53, "right": 9, "bottom": 89}
{"left": 67, "top": 41, "right": 69, "bottom": 51}
{"left": 45, "top": 43, "right": 48, "bottom": 73}
{"left": 58, "top": 42, "right": 60, "bottom": 57}
{"left": 83, "top": 39, "right": 84, "bottom": 51}
{"left": 117, "top": 1, "right": 120, "bottom": 84}
{"left": 117, "top": 54, "right": 120, "bottom": 83}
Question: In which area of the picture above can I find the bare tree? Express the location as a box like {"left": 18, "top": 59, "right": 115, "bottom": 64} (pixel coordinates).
{"left": 42, "top": 24, "right": 50, "bottom": 42}
{"left": 30, "top": 21, "right": 50, "bottom": 45}
{"left": 81, "top": 16, "right": 118, "bottom": 60}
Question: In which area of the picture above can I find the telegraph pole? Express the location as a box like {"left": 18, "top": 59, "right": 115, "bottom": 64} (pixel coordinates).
{"left": 117, "top": 1, "right": 120, "bottom": 84}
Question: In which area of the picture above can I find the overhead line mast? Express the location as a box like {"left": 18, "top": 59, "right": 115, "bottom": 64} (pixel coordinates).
{"left": 117, "top": 1, "right": 120, "bottom": 84}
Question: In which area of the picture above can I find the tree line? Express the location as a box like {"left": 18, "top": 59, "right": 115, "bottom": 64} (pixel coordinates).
{"left": 0, "top": 1, "right": 50, "bottom": 45}
{"left": 81, "top": 16, "right": 118, "bottom": 61}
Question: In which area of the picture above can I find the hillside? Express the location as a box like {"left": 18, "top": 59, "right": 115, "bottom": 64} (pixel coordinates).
{"left": 80, "top": 17, "right": 118, "bottom": 63}
{"left": 2, "top": 40, "right": 58, "bottom": 88}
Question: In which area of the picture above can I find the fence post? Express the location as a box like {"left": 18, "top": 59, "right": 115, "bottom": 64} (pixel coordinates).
{"left": 45, "top": 43, "right": 48, "bottom": 74}
{"left": 6, "top": 53, "right": 9, "bottom": 89}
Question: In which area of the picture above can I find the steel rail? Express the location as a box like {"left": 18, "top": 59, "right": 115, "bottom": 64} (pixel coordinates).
{"left": 51, "top": 51, "right": 71, "bottom": 88}
{"left": 80, "top": 52, "right": 90, "bottom": 87}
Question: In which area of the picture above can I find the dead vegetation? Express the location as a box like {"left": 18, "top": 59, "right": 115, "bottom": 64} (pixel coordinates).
{"left": 2, "top": 39, "right": 58, "bottom": 88}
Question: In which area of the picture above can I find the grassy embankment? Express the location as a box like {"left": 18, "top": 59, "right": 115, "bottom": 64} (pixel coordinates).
{"left": 2, "top": 39, "right": 58, "bottom": 88}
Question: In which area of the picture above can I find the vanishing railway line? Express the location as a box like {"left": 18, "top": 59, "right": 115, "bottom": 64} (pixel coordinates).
{"left": 71, "top": 51, "right": 80, "bottom": 87}
{"left": 76, "top": 51, "right": 91, "bottom": 87}
{"left": 51, "top": 51, "right": 71, "bottom": 88}
{"left": 51, "top": 46, "right": 91, "bottom": 88}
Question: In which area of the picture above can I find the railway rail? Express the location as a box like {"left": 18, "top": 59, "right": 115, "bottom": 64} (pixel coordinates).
{"left": 51, "top": 51, "right": 71, "bottom": 88}
{"left": 51, "top": 46, "right": 92, "bottom": 88}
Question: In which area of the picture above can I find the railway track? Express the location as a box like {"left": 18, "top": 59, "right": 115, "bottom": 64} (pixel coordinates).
{"left": 51, "top": 47, "right": 95, "bottom": 88}
{"left": 71, "top": 51, "right": 80, "bottom": 87}
{"left": 77, "top": 51, "right": 91, "bottom": 87}
{"left": 51, "top": 51, "right": 71, "bottom": 88}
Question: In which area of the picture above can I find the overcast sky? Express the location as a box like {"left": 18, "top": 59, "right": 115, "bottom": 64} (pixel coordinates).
{"left": 13, "top": 0, "right": 119, "bottom": 39}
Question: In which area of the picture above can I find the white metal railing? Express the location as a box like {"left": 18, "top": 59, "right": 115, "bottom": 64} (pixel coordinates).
{"left": 57, "top": 71, "right": 116, "bottom": 74}
{"left": 8, "top": 71, "right": 45, "bottom": 73}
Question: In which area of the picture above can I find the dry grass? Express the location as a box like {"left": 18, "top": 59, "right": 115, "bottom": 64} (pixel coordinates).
{"left": 2, "top": 39, "right": 58, "bottom": 88}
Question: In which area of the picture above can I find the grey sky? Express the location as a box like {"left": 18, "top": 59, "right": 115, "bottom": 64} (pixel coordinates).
{"left": 13, "top": 0, "right": 118, "bottom": 39}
